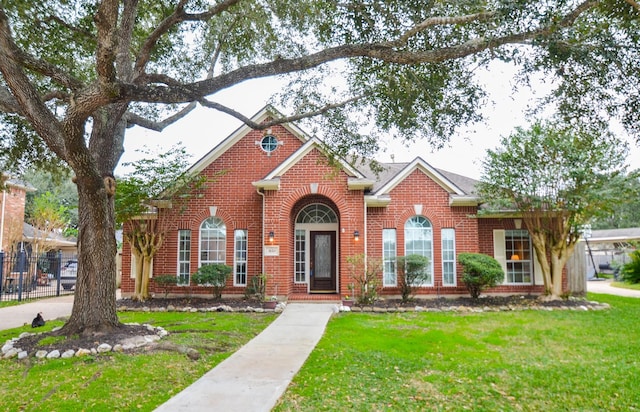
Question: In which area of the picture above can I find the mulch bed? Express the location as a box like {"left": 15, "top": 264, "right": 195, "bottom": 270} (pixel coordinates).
{"left": 7, "top": 294, "right": 607, "bottom": 359}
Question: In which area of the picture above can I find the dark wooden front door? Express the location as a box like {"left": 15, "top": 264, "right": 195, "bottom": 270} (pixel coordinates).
{"left": 310, "top": 231, "right": 336, "bottom": 292}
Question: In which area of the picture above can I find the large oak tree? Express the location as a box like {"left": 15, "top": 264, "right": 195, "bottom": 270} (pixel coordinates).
{"left": 0, "top": 1, "right": 638, "bottom": 335}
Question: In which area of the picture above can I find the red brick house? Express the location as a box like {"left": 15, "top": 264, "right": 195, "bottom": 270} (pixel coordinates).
{"left": 121, "top": 106, "right": 551, "bottom": 300}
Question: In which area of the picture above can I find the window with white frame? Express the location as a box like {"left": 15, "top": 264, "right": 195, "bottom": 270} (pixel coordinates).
{"left": 234, "top": 229, "right": 247, "bottom": 286}
{"left": 383, "top": 229, "right": 397, "bottom": 286}
{"left": 177, "top": 230, "right": 191, "bottom": 285}
{"left": 295, "top": 229, "right": 306, "bottom": 283}
{"left": 441, "top": 228, "right": 456, "bottom": 286}
{"left": 404, "top": 216, "right": 433, "bottom": 285}
{"left": 200, "top": 217, "right": 226, "bottom": 265}
{"left": 505, "top": 230, "right": 532, "bottom": 284}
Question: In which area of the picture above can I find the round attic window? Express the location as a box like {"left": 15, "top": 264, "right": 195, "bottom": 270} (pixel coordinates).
{"left": 260, "top": 135, "right": 279, "bottom": 153}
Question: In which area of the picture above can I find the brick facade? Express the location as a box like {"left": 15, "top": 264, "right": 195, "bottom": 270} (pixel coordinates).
{"left": 0, "top": 179, "right": 28, "bottom": 252}
{"left": 121, "top": 107, "right": 565, "bottom": 299}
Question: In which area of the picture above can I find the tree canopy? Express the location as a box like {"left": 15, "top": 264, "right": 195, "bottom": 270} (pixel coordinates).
{"left": 0, "top": 0, "right": 638, "bottom": 334}
{"left": 477, "top": 120, "right": 639, "bottom": 298}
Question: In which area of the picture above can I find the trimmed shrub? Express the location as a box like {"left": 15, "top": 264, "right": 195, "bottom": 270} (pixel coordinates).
{"left": 153, "top": 274, "right": 178, "bottom": 298}
{"left": 397, "top": 254, "right": 430, "bottom": 303}
{"left": 458, "top": 253, "right": 504, "bottom": 299}
{"left": 192, "top": 263, "right": 232, "bottom": 300}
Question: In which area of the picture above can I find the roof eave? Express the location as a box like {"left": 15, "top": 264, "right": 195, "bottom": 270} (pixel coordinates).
{"left": 449, "top": 196, "right": 480, "bottom": 207}
{"left": 365, "top": 195, "right": 391, "bottom": 207}
{"left": 252, "top": 178, "right": 281, "bottom": 191}
{"left": 348, "top": 178, "right": 375, "bottom": 191}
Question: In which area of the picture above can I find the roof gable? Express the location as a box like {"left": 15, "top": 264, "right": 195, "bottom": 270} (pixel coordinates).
{"left": 364, "top": 157, "right": 479, "bottom": 207}
{"left": 253, "top": 137, "right": 374, "bottom": 191}
{"left": 376, "top": 157, "right": 466, "bottom": 196}
{"left": 186, "top": 105, "right": 309, "bottom": 175}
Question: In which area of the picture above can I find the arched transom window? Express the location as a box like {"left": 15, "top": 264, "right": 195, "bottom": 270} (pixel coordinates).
{"left": 296, "top": 203, "right": 338, "bottom": 224}
{"left": 404, "top": 216, "right": 433, "bottom": 285}
{"left": 200, "top": 217, "right": 226, "bottom": 265}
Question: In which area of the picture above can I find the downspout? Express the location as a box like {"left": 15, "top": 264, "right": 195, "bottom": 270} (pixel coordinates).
{"left": 256, "top": 188, "right": 266, "bottom": 275}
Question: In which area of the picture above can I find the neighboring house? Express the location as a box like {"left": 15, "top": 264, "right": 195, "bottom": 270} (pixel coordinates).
{"left": 0, "top": 175, "right": 32, "bottom": 252}
{"left": 121, "top": 106, "right": 559, "bottom": 300}
{"left": 1, "top": 174, "right": 77, "bottom": 254}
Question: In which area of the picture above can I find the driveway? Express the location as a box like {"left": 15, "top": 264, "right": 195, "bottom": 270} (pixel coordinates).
{"left": 587, "top": 278, "right": 640, "bottom": 298}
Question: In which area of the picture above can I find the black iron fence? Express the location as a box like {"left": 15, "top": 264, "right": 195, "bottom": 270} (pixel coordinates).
{"left": 0, "top": 250, "right": 77, "bottom": 301}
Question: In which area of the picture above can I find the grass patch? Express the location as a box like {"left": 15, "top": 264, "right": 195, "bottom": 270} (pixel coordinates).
{"left": 611, "top": 281, "right": 640, "bottom": 291}
{"left": 0, "top": 311, "right": 276, "bottom": 411}
{"left": 0, "top": 299, "right": 24, "bottom": 308}
{"left": 275, "top": 293, "right": 640, "bottom": 411}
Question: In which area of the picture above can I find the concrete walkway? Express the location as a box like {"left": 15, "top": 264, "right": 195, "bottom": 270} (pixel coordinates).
{"left": 154, "top": 303, "right": 335, "bottom": 412}
{"left": 0, "top": 294, "right": 74, "bottom": 330}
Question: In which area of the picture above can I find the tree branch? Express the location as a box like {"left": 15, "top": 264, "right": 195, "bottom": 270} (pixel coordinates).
{"left": 119, "top": 1, "right": 597, "bottom": 104}
{"left": 133, "top": 0, "right": 242, "bottom": 78}
{"left": 624, "top": 0, "right": 640, "bottom": 11}
{"left": 124, "top": 102, "right": 197, "bottom": 131}
{"left": 198, "top": 94, "right": 367, "bottom": 129}
{"left": 0, "top": 9, "right": 66, "bottom": 156}
{"left": 395, "top": 12, "right": 496, "bottom": 46}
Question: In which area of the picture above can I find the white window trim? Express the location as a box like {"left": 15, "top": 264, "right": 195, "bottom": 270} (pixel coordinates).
{"left": 233, "top": 229, "right": 248, "bottom": 286}
{"left": 383, "top": 228, "right": 397, "bottom": 287}
{"left": 177, "top": 229, "right": 191, "bottom": 286}
{"left": 441, "top": 228, "right": 456, "bottom": 287}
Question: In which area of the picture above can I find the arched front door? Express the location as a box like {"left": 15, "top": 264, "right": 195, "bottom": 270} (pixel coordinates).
{"left": 295, "top": 203, "right": 339, "bottom": 293}
{"left": 310, "top": 231, "right": 336, "bottom": 292}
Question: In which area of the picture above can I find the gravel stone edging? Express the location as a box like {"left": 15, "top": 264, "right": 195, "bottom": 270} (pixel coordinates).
{"left": 1, "top": 323, "right": 168, "bottom": 360}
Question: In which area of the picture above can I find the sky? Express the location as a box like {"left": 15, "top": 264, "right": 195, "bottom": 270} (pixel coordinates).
{"left": 119, "top": 62, "right": 640, "bottom": 180}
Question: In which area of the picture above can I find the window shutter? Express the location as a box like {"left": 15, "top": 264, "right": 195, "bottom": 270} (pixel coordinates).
{"left": 493, "top": 229, "right": 507, "bottom": 282}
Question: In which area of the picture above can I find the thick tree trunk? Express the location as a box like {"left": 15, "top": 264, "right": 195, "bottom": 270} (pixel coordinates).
{"left": 62, "top": 175, "right": 120, "bottom": 336}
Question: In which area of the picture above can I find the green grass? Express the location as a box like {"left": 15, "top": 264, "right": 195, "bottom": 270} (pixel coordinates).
{"left": 275, "top": 293, "right": 640, "bottom": 411}
{"left": 611, "top": 280, "right": 640, "bottom": 291}
{"left": 0, "top": 311, "right": 276, "bottom": 411}
{"left": 0, "top": 299, "right": 24, "bottom": 308}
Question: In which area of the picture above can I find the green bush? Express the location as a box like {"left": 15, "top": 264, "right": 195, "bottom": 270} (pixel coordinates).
{"left": 153, "top": 274, "right": 178, "bottom": 298}
{"left": 192, "top": 263, "right": 232, "bottom": 300}
{"left": 396, "top": 254, "right": 430, "bottom": 303}
{"left": 621, "top": 250, "right": 640, "bottom": 284}
{"left": 458, "top": 253, "right": 505, "bottom": 299}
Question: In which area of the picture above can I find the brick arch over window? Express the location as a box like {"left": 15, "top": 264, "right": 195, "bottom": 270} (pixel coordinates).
{"left": 278, "top": 187, "right": 350, "bottom": 223}
{"left": 188, "top": 207, "right": 234, "bottom": 232}
{"left": 290, "top": 195, "right": 341, "bottom": 223}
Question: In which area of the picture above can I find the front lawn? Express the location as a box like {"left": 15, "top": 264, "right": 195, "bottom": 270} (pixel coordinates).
{"left": 275, "top": 293, "right": 639, "bottom": 411}
{"left": 0, "top": 311, "right": 276, "bottom": 411}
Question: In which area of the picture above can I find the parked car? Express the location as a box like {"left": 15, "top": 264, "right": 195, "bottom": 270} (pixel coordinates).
{"left": 60, "top": 260, "right": 77, "bottom": 290}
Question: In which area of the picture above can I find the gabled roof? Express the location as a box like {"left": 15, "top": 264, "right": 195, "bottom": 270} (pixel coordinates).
{"left": 253, "top": 137, "right": 374, "bottom": 191}
{"left": 181, "top": 105, "right": 480, "bottom": 206}
{"left": 361, "top": 158, "right": 480, "bottom": 207}
{"left": 186, "top": 105, "right": 309, "bottom": 175}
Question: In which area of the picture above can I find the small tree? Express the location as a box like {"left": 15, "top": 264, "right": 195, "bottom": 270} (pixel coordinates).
{"left": 478, "top": 121, "right": 639, "bottom": 299}
{"left": 116, "top": 144, "right": 207, "bottom": 301}
{"left": 347, "top": 254, "right": 381, "bottom": 306}
{"left": 192, "top": 264, "right": 232, "bottom": 300}
{"left": 396, "top": 254, "right": 430, "bottom": 303}
{"left": 458, "top": 253, "right": 504, "bottom": 299}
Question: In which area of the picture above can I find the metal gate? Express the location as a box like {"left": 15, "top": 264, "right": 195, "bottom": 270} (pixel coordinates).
{"left": 0, "top": 250, "right": 77, "bottom": 301}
